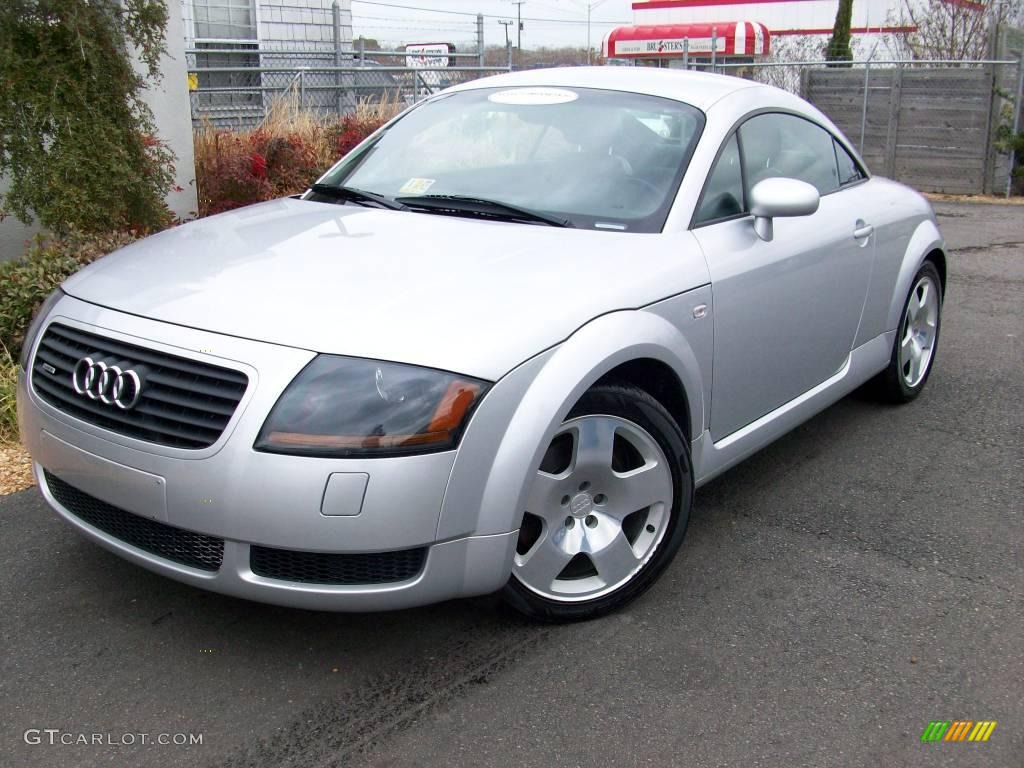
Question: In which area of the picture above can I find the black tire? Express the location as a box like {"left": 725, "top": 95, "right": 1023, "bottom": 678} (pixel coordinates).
{"left": 501, "top": 383, "right": 693, "bottom": 622}
{"left": 872, "top": 260, "right": 943, "bottom": 403}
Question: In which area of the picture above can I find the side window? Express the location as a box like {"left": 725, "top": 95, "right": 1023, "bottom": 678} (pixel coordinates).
{"left": 834, "top": 140, "right": 865, "bottom": 186}
{"left": 694, "top": 134, "right": 744, "bottom": 226}
{"left": 739, "top": 113, "right": 840, "bottom": 195}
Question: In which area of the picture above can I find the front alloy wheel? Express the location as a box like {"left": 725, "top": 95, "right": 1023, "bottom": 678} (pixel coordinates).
{"left": 898, "top": 273, "right": 939, "bottom": 388}
{"left": 503, "top": 384, "right": 692, "bottom": 622}
{"left": 873, "top": 260, "right": 943, "bottom": 403}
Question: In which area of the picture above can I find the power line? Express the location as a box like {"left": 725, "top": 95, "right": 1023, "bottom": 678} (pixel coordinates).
{"left": 352, "top": 1, "right": 479, "bottom": 17}
{"left": 351, "top": 0, "right": 628, "bottom": 25}
{"left": 354, "top": 24, "right": 475, "bottom": 32}
{"left": 509, "top": 20, "right": 621, "bottom": 26}
{"left": 529, "top": 0, "right": 570, "bottom": 14}
{"left": 358, "top": 14, "right": 476, "bottom": 25}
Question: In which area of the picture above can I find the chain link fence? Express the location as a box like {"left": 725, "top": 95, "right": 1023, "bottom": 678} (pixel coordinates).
{"left": 188, "top": 35, "right": 1024, "bottom": 196}
{"left": 703, "top": 56, "right": 1024, "bottom": 195}
{"left": 188, "top": 46, "right": 512, "bottom": 129}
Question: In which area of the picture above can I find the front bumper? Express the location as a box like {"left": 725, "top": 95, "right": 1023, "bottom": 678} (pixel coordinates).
{"left": 33, "top": 458, "right": 516, "bottom": 611}
{"left": 17, "top": 296, "right": 527, "bottom": 611}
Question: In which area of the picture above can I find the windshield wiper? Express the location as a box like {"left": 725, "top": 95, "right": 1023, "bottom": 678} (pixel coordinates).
{"left": 308, "top": 183, "right": 408, "bottom": 211}
{"left": 394, "top": 195, "right": 574, "bottom": 228}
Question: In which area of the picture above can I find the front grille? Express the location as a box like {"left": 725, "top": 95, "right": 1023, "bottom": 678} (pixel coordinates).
{"left": 250, "top": 545, "right": 426, "bottom": 585}
{"left": 31, "top": 323, "right": 248, "bottom": 449}
{"left": 45, "top": 471, "right": 224, "bottom": 572}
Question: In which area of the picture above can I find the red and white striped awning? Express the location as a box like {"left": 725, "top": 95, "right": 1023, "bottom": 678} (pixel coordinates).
{"left": 603, "top": 21, "right": 770, "bottom": 58}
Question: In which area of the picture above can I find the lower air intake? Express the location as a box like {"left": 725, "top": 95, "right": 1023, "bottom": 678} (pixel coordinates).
{"left": 44, "top": 471, "right": 224, "bottom": 572}
{"left": 250, "top": 545, "right": 426, "bottom": 585}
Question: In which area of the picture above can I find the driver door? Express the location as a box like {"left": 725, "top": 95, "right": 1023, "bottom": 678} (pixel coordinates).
{"left": 691, "top": 113, "right": 875, "bottom": 440}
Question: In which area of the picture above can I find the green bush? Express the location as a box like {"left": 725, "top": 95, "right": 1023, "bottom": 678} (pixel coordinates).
{"left": 0, "top": 230, "right": 138, "bottom": 361}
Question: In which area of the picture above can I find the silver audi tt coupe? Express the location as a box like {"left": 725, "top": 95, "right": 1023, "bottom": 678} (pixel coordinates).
{"left": 17, "top": 68, "right": 945, "bottom": 621}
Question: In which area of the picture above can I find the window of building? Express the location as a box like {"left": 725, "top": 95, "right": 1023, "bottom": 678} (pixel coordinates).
{"left": 192, "top": 0, "right": 261, "bottom": 110}
{"left": 193, "top": 0, "right": 257, "bottom": 40}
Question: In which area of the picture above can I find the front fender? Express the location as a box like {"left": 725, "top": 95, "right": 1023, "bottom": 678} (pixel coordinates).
{"left": 438, "top": 297, "right": 710, "bottom": 540}
{"left": 886, "top": 218, "right": 945, "bottom": 333}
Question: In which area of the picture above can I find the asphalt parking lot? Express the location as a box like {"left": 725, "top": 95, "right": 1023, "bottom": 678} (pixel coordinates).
{"left": 1, "top": 201, "right": 1021, "bottom": 768}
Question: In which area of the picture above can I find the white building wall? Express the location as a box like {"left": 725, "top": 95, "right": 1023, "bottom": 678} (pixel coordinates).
{"left": 181, "top": 0, "right": 353, "bottom": 126}
{"left": 181, "top": 0, "right": 352, "bottom": 51}
{"left": 142, "top": 0, "right": 199, "bottom": 221}
{"left": 260, "top": 0, "right": 351, "bottom": 48}
{"left": 0, "top": 178, "right": 40, "bottom": 262}
{"left": 632, "top": 0, "right": 914, "bottom": 39}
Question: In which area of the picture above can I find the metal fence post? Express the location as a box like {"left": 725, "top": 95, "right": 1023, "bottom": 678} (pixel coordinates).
{"left": 859, "top": 41, "right": 880, "bottom": 154}
{"left": 298, "top": 69, "right": 305, "bottom": 110}
{"left": 477, "top": 13, "right": 484, "bottom": 67}
{"left": 1008, "top": 55, "right": 1024, "bottom": 198}
{"left": 884, "top": 65, "right": 903, "bottom": 177}
{"left": 506, "top": 40, "right": 513, "bottom": 71}
{"left": 332, "top": 1, "right": 343, "bottom": 115}
{"left": 859, "top": 62, "right": 871, "bottom": 153}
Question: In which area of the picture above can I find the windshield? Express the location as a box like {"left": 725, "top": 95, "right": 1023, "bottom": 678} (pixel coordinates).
{"left": 315, "top": 86, "right": 705, "bottom": 232}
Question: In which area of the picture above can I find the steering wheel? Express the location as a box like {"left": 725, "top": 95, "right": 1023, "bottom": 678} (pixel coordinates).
{"left": 610, "top": 154, "right": 634, "bottom": 176}
{"left": 621, "top": 175, "right": 662, "bottom": 198}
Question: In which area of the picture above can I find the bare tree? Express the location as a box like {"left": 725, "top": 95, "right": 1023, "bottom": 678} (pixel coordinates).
{"left": 884, "top": 0, "right": 1019, "bottom": 60}
{"left": 748, "top": 36, "right": 826, "bottom": 93}
{"left": 1003, "top": 0, "right": 1024, "bottom": 26}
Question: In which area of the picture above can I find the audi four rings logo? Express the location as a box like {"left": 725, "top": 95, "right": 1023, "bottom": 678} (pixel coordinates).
{"left": 72, "top": 357, "right": 144, "bottom": 410}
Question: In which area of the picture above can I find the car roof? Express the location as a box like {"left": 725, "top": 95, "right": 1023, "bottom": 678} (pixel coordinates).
{"left": 447, "top": 66, "right": 766, "bottom": 111}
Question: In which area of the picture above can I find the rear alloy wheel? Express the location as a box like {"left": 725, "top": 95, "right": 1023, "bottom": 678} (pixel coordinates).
{"left": 873, "top": 260, "right": 943, "bottom": 403}
{"left": 503, "top": 384, "right": 692, "bottom": 622}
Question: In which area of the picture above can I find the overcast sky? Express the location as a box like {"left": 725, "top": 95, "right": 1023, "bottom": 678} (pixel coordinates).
{"left": 350, "top": 0, "right": 637, "bottom": 51}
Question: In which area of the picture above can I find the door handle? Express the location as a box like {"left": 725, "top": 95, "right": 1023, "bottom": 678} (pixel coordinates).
{"left": 853, "top": 223, "right": 874, "bottom": 239}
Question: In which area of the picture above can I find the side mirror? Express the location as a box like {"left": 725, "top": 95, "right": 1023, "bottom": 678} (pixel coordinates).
{"left": 748, "top": 178, "right": 820, "bottom": 242}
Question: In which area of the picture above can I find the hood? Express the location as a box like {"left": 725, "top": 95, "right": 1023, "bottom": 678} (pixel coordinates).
{"left": 62, "top": 199, "right": 708, "bottom": 379}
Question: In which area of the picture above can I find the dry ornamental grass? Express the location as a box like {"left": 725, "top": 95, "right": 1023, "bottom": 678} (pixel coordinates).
{"left": 193, "top": 92, "right": 404, "bottom": 217}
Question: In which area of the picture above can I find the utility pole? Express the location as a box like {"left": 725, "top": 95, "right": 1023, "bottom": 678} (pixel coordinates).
{"left": 476, "top": 13, "right": 484, "bottom": 66}
{"left": 511, "top": 1, "right": 525, "bottom": 52}
{"left": 332, "top": 0, "right": 354, "bottom": 113}
{"left": 499, "top": 19, "right": 513, "bottom": 50}
{"left": 587, "top": 3, "right": 592, "bottom": 64}
{"left": 571, "top": 1, "right": 607, "bottom": 66}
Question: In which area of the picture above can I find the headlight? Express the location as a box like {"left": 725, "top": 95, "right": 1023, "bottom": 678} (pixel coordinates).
{"left": 18, "top": 288, "right": 64, "bottom": 370}
{"left": 254, "top": 355, "right": 489, "bottom": 458}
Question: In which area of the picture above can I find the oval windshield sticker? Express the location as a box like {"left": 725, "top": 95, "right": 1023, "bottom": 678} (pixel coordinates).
{"left": 488, "top": 88, "right": 578, "bottom": 105}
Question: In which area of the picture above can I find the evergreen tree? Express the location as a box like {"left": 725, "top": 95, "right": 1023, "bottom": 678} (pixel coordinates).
{"left": 0, "top": 1, "right": 174, "bottom": 233}
{"left": 826, "top": 0, "right": 855, "bottom": 67}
